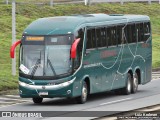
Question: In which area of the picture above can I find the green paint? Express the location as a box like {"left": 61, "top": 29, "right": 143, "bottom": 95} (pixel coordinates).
{"left": 19, "top": 14, "right": 152, "bottom": 98}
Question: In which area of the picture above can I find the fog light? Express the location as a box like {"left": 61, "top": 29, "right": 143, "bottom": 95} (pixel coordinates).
{"left": 67, "top": 90, "right": 71, "bottom": 94}
{"left": 19, "top": 90, "right": 22, "bottom": 94}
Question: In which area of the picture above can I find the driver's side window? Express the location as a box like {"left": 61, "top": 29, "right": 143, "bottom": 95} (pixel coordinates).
{"left": 74, "top": 28, "right": 84, "bottom": 69}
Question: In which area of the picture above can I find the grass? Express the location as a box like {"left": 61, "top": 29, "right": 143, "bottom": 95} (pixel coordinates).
{"left": 0, "top": 3, "right": 160, "bottom": 91}
{"left": 152, "top": 34, "right": 160, "bottom": 68}
{"left": 0, "top": 0, "right": 73, "bottom": 3}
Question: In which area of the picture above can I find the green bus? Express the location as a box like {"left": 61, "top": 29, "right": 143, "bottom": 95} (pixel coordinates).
{"left": 10, "top": 14, "right": 152, "bottom": 104}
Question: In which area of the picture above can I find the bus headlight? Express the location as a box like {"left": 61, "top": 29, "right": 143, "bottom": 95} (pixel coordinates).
{"left": 19, "top": 81, "right": 26, "bottom": 87}
{"left": 19, "top": 77, "right": 76, "bottom": 90}
{"left": 61, "top": 78, "right": 76, "bottom": 87}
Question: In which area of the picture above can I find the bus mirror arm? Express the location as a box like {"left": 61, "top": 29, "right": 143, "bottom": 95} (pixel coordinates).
{"left": 10, "top": 40, "right": 21, "bottom": 58}
{"left": 71, "top": 38, "right": 80, "bottom": 59}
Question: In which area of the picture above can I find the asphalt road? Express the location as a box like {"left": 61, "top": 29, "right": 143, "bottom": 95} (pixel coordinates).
{"left": 0, "top": 79, "right": 160, "bottom": 120}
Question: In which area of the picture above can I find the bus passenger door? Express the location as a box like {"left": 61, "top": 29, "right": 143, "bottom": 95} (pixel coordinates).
{"left": 83, "top": 49, "right": 102, "bottom": 93}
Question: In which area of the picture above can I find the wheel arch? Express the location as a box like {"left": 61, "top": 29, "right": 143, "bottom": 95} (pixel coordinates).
{"left": 134, "top": 68, "right": 141, "bottom": 84}
{"left": 82, "top": 75, "right": 90, "bottom": 95}
{"left": 128, "top": 69, "right": 133, "bottom": 79}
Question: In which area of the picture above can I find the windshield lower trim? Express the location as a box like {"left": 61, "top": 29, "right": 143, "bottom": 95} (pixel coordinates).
{"left": 19, "top": 72, "right": 72, "bottom": 80}
{"left": 19, "top": 77, "right": 76, "bottom": 90}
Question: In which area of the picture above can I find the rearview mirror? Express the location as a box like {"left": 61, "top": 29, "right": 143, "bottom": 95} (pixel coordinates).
{"left": 71, "top": 38, "right": 80, "bottom": 59}
{"left": 10, "top": 40, "right": 21, "bottom": 58}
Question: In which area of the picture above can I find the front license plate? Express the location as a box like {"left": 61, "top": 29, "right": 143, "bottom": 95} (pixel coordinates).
{"left": 39, "top": 92, "right": 48, "bottom": 95}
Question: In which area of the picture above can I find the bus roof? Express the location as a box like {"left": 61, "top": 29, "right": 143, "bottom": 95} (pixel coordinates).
{"left": 23, "top": 14, "right": 150, "bottom": 36}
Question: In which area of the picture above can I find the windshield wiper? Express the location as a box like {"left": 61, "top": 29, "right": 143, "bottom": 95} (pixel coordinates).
{"left": 31, "top": 59, "right": 41, "bottom": 78}
{"left": 46, "top": 48, "right": 57, "bottom": 76}
{"left": 47, "top": 58, "right": 57, "bottom": 76}
{"left": 31, "top": 51, "right": 41, "bottom": 78}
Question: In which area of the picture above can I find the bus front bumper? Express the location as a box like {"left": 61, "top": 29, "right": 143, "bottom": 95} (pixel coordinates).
{"left": 19, "top": 77, "right": 76, "bottom": 98}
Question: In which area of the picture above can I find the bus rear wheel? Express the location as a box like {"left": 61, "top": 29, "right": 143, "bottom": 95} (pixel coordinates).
{"left": 76, "top": 81, "right": 88, "bottom": 104}
{"left": 32, "top": 98, "right": 43, "bottom": 104}
{"left": 122, "top": 73, "right": 132, "bottom": 95}
{"left": 131, "top": 72, "right": 138, "bottom": 93}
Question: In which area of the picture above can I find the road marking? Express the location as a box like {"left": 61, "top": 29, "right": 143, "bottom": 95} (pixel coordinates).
{"left": 0, "top": 97, "right": 30, "bottom": 102}
{"left": 5, "top": 95, "right": 20, "bottom": 98}
{"left": 100, "top": 97, "right": 132, "bottom": 106}
{"left": 151, "top": 78, "right": 160, "bottom": 81}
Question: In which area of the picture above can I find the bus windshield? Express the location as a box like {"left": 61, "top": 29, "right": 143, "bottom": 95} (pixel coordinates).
{"left": 20, "top": 35, "right": 73, "bottom": 78}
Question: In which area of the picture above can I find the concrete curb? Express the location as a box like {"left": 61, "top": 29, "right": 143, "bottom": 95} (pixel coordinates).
{"left": 152, "top": 68, "right": 160, "bottom": 72}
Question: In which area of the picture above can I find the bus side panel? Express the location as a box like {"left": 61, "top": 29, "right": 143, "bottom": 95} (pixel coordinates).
{"left": 100, "top": 46, "right": 124, "bottom": 91}
{"left": 111, "top": 44, "right": 135, "bottom": 90}
{"left": 142, "top": 39, "right": 152, "bottom": 84}
{"left": 83, "top": 49, "right": 103, "bottom": 94}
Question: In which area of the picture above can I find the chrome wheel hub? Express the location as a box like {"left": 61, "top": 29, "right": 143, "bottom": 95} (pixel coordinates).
{"left": 82, "top": 86, "right": 87, "bottom": 101}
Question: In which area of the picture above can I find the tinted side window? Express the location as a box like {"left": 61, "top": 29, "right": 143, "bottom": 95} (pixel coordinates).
{"left": 144, "top": 22, "right": 151, "bottom": 41}
{"left": 95, "top": 27, "right": 108, "bottom": 48}
{"left": 136, "top": 23, "right": 144, "bottom": 42}
{"left": 75, "top": 28, "right": 84, "bottom": 51}
{"left": 124, "top": 25, "right": 128, "bottom": 44}
{"left": 86, "top": 28, "right": 96, "bottom": 49}
{"left": 74, "top": 28, "right": 84, "bottom": 68}
{"left": 107, "top": 27, "right": 117, "bottom": 47}
{"left": 96, "top": 28, "right": 102, "bottom": 47}
{"left": 112, "top": 27, "right": 117, "bottom": 46}
{"left": 128, "top": 25, "right": 133, "bottom": 43}
{"left": 131, "top": 24, "right": 136, "bottom": 42}
{"left": 107, "top": 27, "right": 112, "bottom": 46}
{"left": 136, "top": 24, "right": 140, "bottom": 42}
{"left": 101, "top": 27, "right": 107, "bottom": 47}
{"left": 117, "top": 25, "right": 123, "bottom": 45}
{"left": 140, "top": 23, "right": 144, "bottom": 42}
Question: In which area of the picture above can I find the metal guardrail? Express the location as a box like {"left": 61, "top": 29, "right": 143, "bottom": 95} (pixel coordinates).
{"left": 1, "top": 0, "right": 160, "bottom": 6}
{"left": 90, "top": 0, "right": 160, "bottom": 5}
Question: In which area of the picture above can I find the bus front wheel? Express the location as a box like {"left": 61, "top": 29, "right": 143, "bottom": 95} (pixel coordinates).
{"left": 32, "top": 98, "right": 43, "bottom": 104}
{"left": 76, "top": 81, "right": 88, "bottom": 104}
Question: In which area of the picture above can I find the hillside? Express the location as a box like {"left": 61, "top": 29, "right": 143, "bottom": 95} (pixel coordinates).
{"left": 0, "top": 3, "right": 160, "bottom": 91}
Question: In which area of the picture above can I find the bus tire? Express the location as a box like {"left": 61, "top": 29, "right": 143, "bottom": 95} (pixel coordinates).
{"left": 122, "top": 73, "right": 132, "bottom": 95}
{"left": 131, "top": 72, "right": 138, "bottom": 93}
{"left": 32, "top": 98, "right": 43, "bottom": 104}
{"left": 76, "top": 81, "right": 88, "bottom": 104}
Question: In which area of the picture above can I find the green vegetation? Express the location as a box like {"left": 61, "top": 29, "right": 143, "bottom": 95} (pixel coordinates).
{"left": 0, "top": 3, "right": 160, "bottom": 91}
{"left": 0, "top": 0, "right": 71, "bottom": 3}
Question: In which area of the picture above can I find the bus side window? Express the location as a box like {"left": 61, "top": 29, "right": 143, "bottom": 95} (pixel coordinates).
{"left": 74, "top": 28, "right": 84, "bottom": 68}
{"left": 86, "top": 28, "right": 96, "bottom": 49}
{"left": 96, "top": 27, "right": 107, "bottom": 48}
{"left": 107, "top": 27, "right": 112, "bottom": 47}
{"left": 112, "top": 27, "right": 117, "bottom": 46}
{"left": 86, "top": 29, "right": 92, "bottom": 49}
{"left": 117, "top": 25, "right": 123, "bottom": 45}
{"left": 144, "top": 22, "right": 151, "bottom": 41}
{"left": 105, "top": 27, "right": 108, "bottom": 47}
{"left": 136, "top": 24, "right": 140, "bottom": 42}
{"left": 124, "top": 25, "right": 128, "bottom": 44}
{"left": 76, "top": 28, "right": 84, "bottom": 52}
{"left": 101, "top": 27, "right": 107, "bottom": 47}
{"left": 128, "top": 24, "right": 133, "bottom": 43}
{"left": 96, "top": 28, "right": 102, "bottom": 48}
{"left": 132, "top": 24, "right": 136, "bottom": 43}
{"left": 140, "top": 23, "right": 144, "bottom": 42}
{"left": 136, "top": 23, "right": 144, "bottom": 42}
{"left": 108, "top": 27, "right": 117, "bottom": 47}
